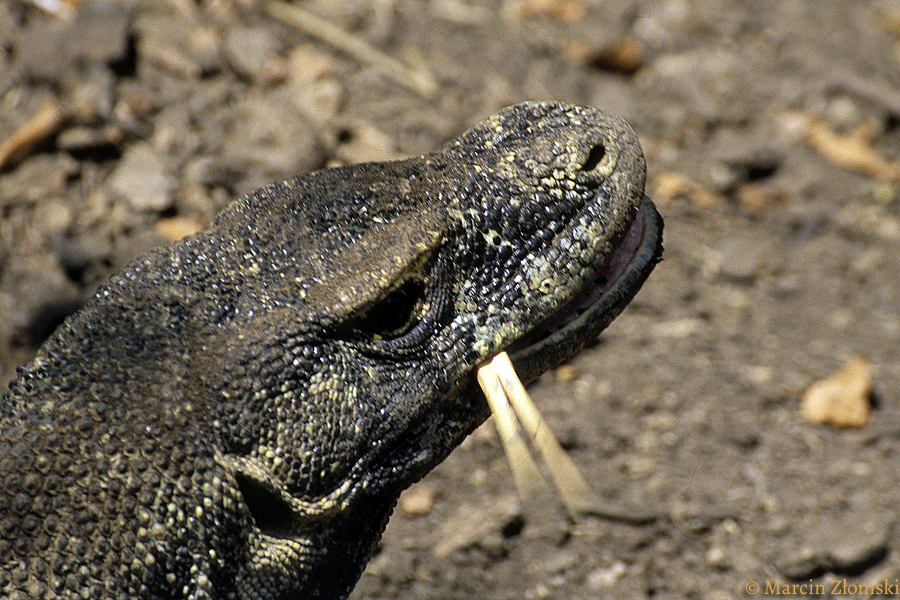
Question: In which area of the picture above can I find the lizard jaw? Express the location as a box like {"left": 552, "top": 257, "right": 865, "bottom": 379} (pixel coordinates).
{"left": 358, "top": 196, "right": 663, "bottom": 497}
{"left": 271, "top": 201, "right": 661, "bottom": 513}
{"left": 508, "top": 195, "right": 663, "bottom": 381}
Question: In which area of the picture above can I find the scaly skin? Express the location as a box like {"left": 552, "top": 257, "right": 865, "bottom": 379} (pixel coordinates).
{"left": 0, "top": 102, "right": 662, "bottom": 599}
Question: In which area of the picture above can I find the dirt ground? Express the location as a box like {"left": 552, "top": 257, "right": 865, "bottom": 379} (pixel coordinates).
{"left": 3, "top": 0, "right": 900, "bottom": 598}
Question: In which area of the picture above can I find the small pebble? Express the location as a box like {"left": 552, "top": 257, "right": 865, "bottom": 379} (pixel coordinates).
{"left": 399, "top": 486, "right": 435, "bottom": 517}
{"left": 554, "top": 364, "right": 579, "bottom": 382}
{"left": 108, "top": 143, "right": 173, "bottom": 213}
{"left": 586, "top": 561, "right": 627, "bottom": 589}
{"left": 800, "top": 356, "right": 871, "bottom": 428}
{"left": 224, "top": 26, "right": 282, "bottom": 80}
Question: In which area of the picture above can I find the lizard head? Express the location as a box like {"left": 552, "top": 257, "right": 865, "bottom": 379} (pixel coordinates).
{"left": 0, "top": 103, "right": 660, "bottom": 600}
{"left": 205, "top": 102, "right": 662, "bottom": 598}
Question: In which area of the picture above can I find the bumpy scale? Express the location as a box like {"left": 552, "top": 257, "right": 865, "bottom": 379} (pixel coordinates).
{"left": 0, "top": 102, "right": 662, "bottom": 599}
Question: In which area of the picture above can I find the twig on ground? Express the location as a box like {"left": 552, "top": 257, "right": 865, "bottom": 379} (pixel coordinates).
{"left": 263, "top": 0, "right": 438, "bottom": 100}
{"left": 0, "top": 99, "right": 66, "bottom": 171}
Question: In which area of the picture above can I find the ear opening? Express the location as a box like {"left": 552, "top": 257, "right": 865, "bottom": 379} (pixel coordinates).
{"left": 234, "top": 471, "right": 295, "bottom": 537}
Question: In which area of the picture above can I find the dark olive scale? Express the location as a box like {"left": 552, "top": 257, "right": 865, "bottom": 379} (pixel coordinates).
{"left": 0, "top": 102, "right": 661, "bottom": 600}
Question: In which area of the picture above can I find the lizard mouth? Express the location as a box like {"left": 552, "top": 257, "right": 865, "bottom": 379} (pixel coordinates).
{"left": 508, "top": 195, "right": 663, "bottom": 379}
{"left": 251, "top": 198, "right": 662, "bottom": 517}
{"left": 356, "top": 199, "right": 661, "bottom": 498}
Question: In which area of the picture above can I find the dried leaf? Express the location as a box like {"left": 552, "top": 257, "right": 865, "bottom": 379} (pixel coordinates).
{"left": 736, "top": 182, "right": 787, "bottom": 214}
{"left": 516, "top": 0, "right": 585, "bottom": 21}
{"left": 568, "top": 37, "right": 645, "bottom": 75}
{"left": 796, "top": 112, "right": 900, "bottom": 181}
{"left": 652, "top": 171, "right": 720, "bottom": 209}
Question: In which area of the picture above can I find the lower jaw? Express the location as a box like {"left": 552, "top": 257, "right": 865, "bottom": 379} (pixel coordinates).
{"left": 508, "top": 194, "right": 663, "bottom": 384}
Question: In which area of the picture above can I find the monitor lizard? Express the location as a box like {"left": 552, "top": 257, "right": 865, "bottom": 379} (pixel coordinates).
{"left": 0, "top": 102, "right": 662, "bottom": 599}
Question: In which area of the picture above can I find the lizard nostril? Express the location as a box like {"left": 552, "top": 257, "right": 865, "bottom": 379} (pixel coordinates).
{"left": 581, "top": 144, "right": 607, "bottom": 172}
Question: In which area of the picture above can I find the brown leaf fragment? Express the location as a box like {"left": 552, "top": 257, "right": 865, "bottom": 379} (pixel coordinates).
{"left": 796, "top": 112, "right": 900, "bottom": 181}
{"left": 568, "top": 37, "right": 645, "bottom": 75}
{"left": 516, "top": 0, "right": 586, "bottom": 20}
{"left": 736, "top": 182, "right": 787, "bottom": 214}
{"left": 800, "top": 356, "right": 872, "bottom": 428}
{"left": 651, "top": 171, "right": 720, "bottom": 210}
{"left": 0, "top": 100, "right": 66, "bottom": 171}
{"left": 554, "top": 364, "right": 579, "bottom": 382}
{"left": 432, "top": 494, "right": 520, "bottom": 558}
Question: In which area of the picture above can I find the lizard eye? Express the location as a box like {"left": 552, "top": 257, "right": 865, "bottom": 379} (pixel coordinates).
{"left": 353, "top": 277, "right": 426, "bottom": 339}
